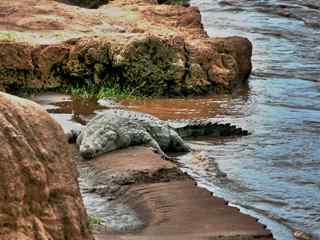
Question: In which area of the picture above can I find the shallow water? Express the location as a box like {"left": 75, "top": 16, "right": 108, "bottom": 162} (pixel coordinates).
{"left": 186, "top": 0, "right": 320, "bottom": 238}
{"left": 30, "top": 0, "right": 320, "bottom": 238}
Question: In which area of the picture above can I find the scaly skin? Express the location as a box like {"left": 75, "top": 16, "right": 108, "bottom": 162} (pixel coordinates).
{"left": 76, "top": 110, "right": 190, "bottom": 159}
{"left": 74, "top": 109, "right": 248, "bottom": 160}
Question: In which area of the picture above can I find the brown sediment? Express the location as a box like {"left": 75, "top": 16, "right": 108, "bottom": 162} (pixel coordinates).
{"left": 74, "top": 145, "right": 273, "bottom": 240}
{"left": 0, "top": 0, "right": 252, "bottom": 96}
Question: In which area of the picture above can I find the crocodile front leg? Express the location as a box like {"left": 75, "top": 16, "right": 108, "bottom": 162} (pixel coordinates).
{"left": 169, "top": 129, "right": 191, "bottom": 152}
{"left": 139, "top": 131, "right": 175, "bottom": 161}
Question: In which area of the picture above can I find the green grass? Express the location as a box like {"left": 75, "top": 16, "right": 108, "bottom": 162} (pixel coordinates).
{"left": 88, "top": 214, "right": 105, "bottom": 227}
{"left": 7, "top": 83, "right": 144, "bottom": 100}
{"left": 172, "top": 0, "right": 189, "bottom": 5}
{"left": 65, "top": 84, "right": 142, "bottom": 100}
{"left": 0, "top": 32, "right": 17, "bottom": 41}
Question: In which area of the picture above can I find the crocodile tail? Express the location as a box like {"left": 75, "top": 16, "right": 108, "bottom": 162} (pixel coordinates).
{"left": 172, "top": 120, "right": 249, "bottom": 138}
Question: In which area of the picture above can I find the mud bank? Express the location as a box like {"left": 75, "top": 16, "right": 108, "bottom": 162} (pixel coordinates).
{"left": 73, "top": 145, "right": 273, "bottom": 240}
{"left": 0, "top": 0, "right": 252, "bottom": 96}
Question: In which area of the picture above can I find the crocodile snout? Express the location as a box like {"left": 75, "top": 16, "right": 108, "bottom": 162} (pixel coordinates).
{"left": 80, "top": 144, "right": 95, "bottom": 159}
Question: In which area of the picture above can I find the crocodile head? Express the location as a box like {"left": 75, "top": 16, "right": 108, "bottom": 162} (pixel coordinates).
{"left": 77, "top": 128, "right": 118, "bottom": 159}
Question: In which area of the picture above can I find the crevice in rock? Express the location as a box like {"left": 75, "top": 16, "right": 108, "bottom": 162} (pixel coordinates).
{"left": 55, "top": 0, "right": 109, "bottom": 9}
{"left": 157, "top": 0, "right": 190, "bottom": 7}
{"left": 181, "top": 41, "right": 192, "bottom": 95}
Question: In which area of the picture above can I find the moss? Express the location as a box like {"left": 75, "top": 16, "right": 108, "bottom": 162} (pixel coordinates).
{"left": 157, "top": 0, "right": 189, "bottom": 6}
{"left": 88, "top": 214, "right": 104, "bottom": 227}
{"left": 0, "top": 32, "right": 17, "bottom": 42}
{"left": 112, "top": 37, "right": 180, "bottom": 96}
{"left": 0, "top": 35, "right": 239, "bottom": 97}
{"left": 6, "top": 85, "right": 44, "bottom": 98}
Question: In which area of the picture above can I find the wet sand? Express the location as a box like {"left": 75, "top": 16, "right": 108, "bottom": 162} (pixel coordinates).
{"left": 74, "top": 146, "right": 273, "bottom": 240}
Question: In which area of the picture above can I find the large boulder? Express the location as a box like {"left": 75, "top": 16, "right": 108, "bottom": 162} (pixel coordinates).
{"left": 0, "top": 0, "right": 253, "bottom": 96}
{"left": 0, "top": 92, "right": 94, "bottom": 240}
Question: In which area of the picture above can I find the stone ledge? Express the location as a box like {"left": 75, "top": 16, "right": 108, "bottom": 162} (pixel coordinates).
{"left": 0, "top": 0, "right": 252, "bottom": 96}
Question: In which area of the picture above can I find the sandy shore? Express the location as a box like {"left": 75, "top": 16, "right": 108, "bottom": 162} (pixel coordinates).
{"left": 74, "top": 145, "right": 273, "bottom": 240}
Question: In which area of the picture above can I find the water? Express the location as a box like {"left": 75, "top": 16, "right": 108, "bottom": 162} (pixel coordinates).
{"left": 185, "top": 0, "right": 320, "bottom": 238}
{"left": 29, "top": 1, "right": 320, "bottom": 238}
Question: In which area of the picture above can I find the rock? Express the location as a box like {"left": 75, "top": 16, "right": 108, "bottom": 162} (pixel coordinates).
{"left": 0, "top": 92, "right": 93, "bottom": 240}
{"left": 293, "top": 230, "right": 313, "bottom": 240}
{"left": 0, "top": 0, "right": 252, "bottom": 96}
{"left": 0, "top": 34, "right": 252, "bottom": 96}
{"left": 213, "top": 37, "right": 253, "bottom": 84}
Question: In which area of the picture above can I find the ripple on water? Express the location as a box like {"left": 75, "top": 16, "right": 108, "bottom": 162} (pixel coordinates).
{"left": 189, "top": 0, "right": 320, "bottom": 238}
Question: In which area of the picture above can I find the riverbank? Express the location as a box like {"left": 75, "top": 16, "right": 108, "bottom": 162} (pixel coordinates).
{"left": 0, "top": 0, "right": 252, "bottom": 96}
{"left": 26, "top": 92, "right": 275, "bottom": 239}
{"left": 73, "top": 144, "right": 273, "bottom": 239}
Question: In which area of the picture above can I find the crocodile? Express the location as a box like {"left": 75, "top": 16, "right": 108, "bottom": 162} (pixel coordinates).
{"left": 72, "top": 109, "right": 248, "bottom": 160}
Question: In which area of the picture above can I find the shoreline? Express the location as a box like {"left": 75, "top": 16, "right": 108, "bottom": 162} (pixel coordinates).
{"left": 72, "top": 144, "right": 273, "bottom": 239}
{"left": 0, "top": 0, "right": 301, "bottom": 238}
{"left": 33, "top": 91, "right": 316, "bottom": 240}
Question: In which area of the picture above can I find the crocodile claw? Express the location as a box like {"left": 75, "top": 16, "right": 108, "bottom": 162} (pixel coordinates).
{"left": 161, "top": 154, "right": 177, "bottom": 162}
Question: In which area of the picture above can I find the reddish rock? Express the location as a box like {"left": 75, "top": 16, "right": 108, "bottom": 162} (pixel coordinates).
{"left": 0, "top": 0, "right": 252, "bottom": 96}
{"left": 213, "top": 37, "right": 253, "bottom": 83}
{"left": 0, "top": 92, "right": 93, "bottom": 240}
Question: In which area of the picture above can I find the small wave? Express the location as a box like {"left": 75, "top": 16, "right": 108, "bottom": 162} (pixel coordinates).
{"left": 217, "top": 0, "right": 320, "bottom": 29}
{"left": 252, "top": 71, "right": 320, "bottom": 83}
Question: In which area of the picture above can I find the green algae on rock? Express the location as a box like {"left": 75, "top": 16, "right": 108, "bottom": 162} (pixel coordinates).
{"left": 0, "top": 35, "right": 252, "bottom": 96}
{"left": 0, "top": 0, "right": 252, "bottom": 96}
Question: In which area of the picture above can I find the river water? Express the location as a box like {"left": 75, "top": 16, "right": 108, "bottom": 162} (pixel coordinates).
{"left": 122, "top": 0, "right": 320, "bottom": 238}
{"left": 29, "top": 0, "right": 320, "bottom": 239}
{"left": 186, "top": 0, "right": 320, "bottom": 238}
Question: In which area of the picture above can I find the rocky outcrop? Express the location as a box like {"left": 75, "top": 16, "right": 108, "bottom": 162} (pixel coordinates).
{"left": 0, "top": 35, "right": 252, "bottom": 96}
{"left": 0, "top": 0, "right": 252, "bottom": 96}
{"left": 0, "top": 92, "right": 93, "bottom": 240}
